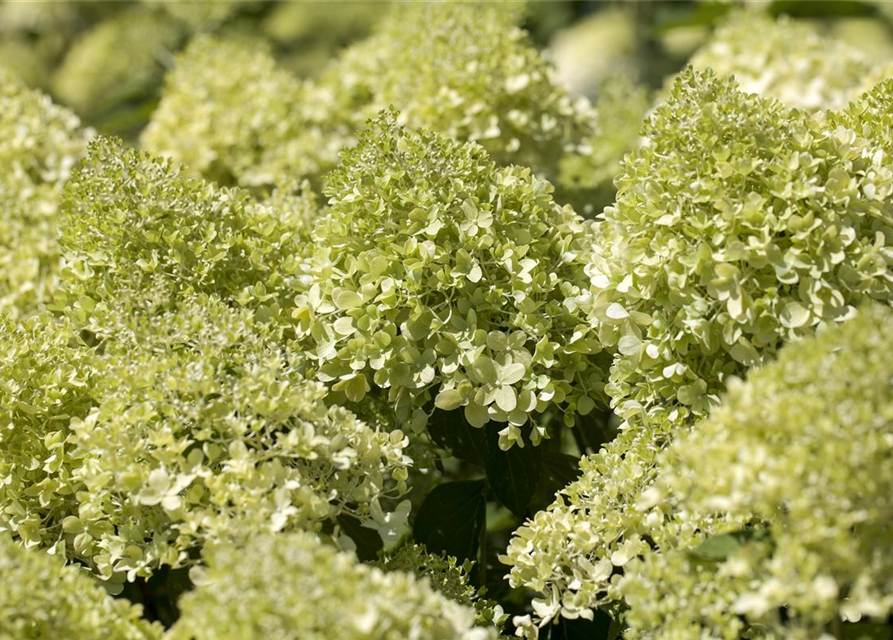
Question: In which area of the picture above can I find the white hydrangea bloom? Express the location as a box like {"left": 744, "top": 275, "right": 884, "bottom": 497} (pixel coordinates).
{"left": 170, "top": 532, "right": 499, "bottom": 640}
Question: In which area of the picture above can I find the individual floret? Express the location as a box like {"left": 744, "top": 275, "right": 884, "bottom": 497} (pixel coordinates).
{"left": 170, "top": 532, "right": 498, "bottom": 640}
{"left": 295, "top": 111, "right": 607, "bottom": 447}
{"left": 589, "top": 68, "right": 893, "bottom": 427}
{"left": 0, "top": 535, "right": 162, "bottom": 640}
{"left": 622, "top": 303, "right": 893, "bottom": 639}
{"left": 689, "top": 11, "right": 875, "bottom": 110}
{"left": 0, "top": 68, "right": 91, "bottom": 317}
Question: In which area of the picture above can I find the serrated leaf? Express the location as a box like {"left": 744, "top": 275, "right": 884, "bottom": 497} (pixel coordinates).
{"left": 427, "top": 409, "right": 489, "bottom": 467}
{"left": 485, "top": 423, "right": 540, "bottom": 516}
{"left": 413, "top": 480, "right": 487, "bottom": 562}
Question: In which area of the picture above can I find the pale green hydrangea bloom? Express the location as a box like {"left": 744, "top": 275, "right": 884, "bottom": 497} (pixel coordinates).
{"left": 141, "top": 36, "right": 344, "bottom": 187}
{"left": 294, "top": 112, "right": 607, "bottom": 447}
{"left": 170, "top": 532, "right": 499, "bottom": 640}
{"left": 689, "top": 12, "right": 875, "bottom": 110}
{"left": 503, "top": 69, "right": 893, "bottom": 634}
{"left": 502, "top": 412, "right": 747, "bottom": 637}
{"left": 0, "top": 314, "right": 98, "bottom": 557}
{"left": 0, "top": 535, "right": 162, "bottom": 640}
{"left": 52, "top": 7, "right": 184, "bottom": 117}
{"left": 589, "top": 68, "right": 893, "bottom": 428}
{"left": 621, "top": 303, "right": 893, "bottom": 639}
{"left": 0, "top": 68, "right": 90, "bottom": 317}
{"left": 60, "top": 136, "right": 310, "bottom": 326}
{"left": 72, "top": 297, "right": 411, "bottom": 580}
{"left": 0, "top": 298, "right": 411, "bottom": 582}
{"left": 144, "top": 2, "right": 596, "bottom": 201}
{"left": 377, "top": 543, "right": 507, "bottom": 630}
{"left": 320, "top": 1, "right": 594, "bottom": 186}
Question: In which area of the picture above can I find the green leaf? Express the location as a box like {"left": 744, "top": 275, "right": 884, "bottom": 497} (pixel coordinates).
{"left": 428, "top": 409, "right": 489, "bottom": 468}
{"left": 337, "top": 514, "right": 383, "bottom": 562}
{"left": 485, "top": 423, "right": 540, "bottom": 517}
{"left": 687, "top": 533, "right": 742, "bottom": 562}
{"left": 413, "top": 480, "right": 487, "bottom": 562}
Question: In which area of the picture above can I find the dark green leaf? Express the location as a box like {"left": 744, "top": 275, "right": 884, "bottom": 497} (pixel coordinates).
{"left": 552, "top": 609, "right": 614, "bottom": 640}
{"left": 540, "top": 451, "right": 583, "bottom": 495}
{"left": 413, "top": 479, "right": 486, "bottom": 562}
{"left": 337, "top": 514, "right": 383, "bottom": 562}
{"left": 428, "top": 408, "right": 489, "bottom": 467}
{"left": 485, "top": 423, "right": 540, "bottom": 517}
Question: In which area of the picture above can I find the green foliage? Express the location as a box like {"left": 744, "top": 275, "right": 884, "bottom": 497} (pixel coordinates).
{"left": 0, "top": 535, "right": 162, "bottom": 640}
{"left": 0, "top": 68, "right": 90, "bottom": 318}
{"left": 689, "top": 11, "right": 875, "bottom": 110}
{"left": 147, "top": 0, "right": 249, "bottom": 31}
{"left": 622, "top": 303, "right": 893, "bottom": 638}
{"left": 169, "top": 532, "right": 499, "bottom": 640}
{"left": 0, "top": 298, "right": 411, "bottom": 582}
{"left": 295, "top": 111, "right": 607, "bottom": 446}
{"left": 590, "top": 68, "right": 893, "bottom": 428}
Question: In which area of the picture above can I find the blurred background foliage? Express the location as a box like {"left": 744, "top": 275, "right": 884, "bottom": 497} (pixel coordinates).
{"left": 5, "top": 0, "right": 893, "bottom": 140}
{"left": 4, "top": 1, "right": 893, "bottom": 637}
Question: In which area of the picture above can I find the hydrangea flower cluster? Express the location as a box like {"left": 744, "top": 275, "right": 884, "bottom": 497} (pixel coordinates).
{"left": 144, "top": 2, "right": 599, "bottom": 204}
{"left": 0, "top": 69, "right": 90, "bottom": 318}
{"left": 140, "top": 36, "right": 334, "bottom": 188}
{"left": 689, "top": 11, "right": 876, "bottom": 110}
{"left": 322, "top": 2, "right": 594, "bottom": 188}
{"left": 294, "top": 112, "right": 608, "bottom": 447}
{"left": 502, "top": 68, "right": 893, "bottom": 633}
{"left": 502, "top": 413, "right": 747, "bottom": 636}
{"left": 0, "top": 535, "right": 163, "bottom": 640}
{"left": 589, "top": 68, "right": 893, "bottom": 427}
{"left": 169, "top": 532, "right": 498, "bottom": 640}
{"left": 621, "top": 303, "right": 893, "bottom": 639}
{"left": 376, "top": 543, "right": 506, "bottom": 630}
{"left": 59, "top": 137, "right": 309, "bottom": 325}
